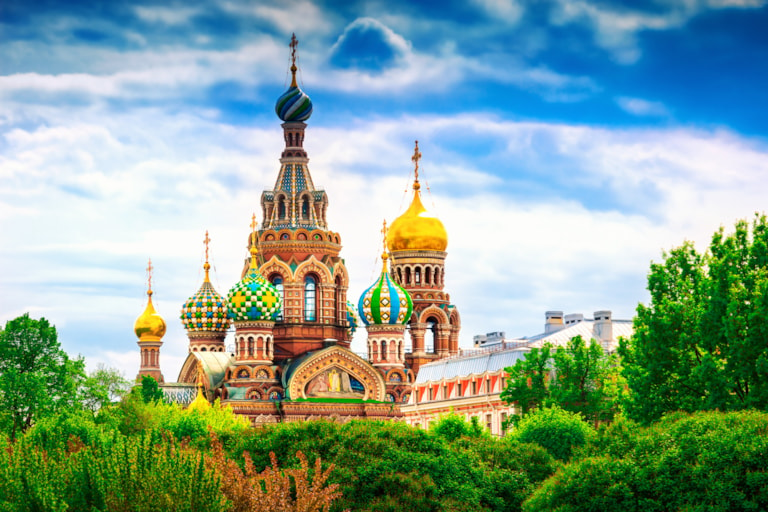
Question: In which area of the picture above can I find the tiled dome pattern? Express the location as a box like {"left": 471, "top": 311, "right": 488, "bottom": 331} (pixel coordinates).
{"left": 181, "top": 280, "right": 231, "bottom": 333}
{"left": 227, "top": 268, "right": 282, "bottom": 322}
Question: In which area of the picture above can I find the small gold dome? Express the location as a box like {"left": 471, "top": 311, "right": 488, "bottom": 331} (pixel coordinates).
{"left": 134, "top": 290, "right": 167, "bottom": 341}
{"left": 387, "top": 184, "right": 448, "bottom": 252}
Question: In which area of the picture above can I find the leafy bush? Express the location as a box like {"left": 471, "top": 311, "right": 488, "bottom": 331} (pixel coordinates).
{"left": 432, "top": 411, "right": 487, "bottom": 442}
{"left": 511, "top": 406, "right": 595, "bottom": 461}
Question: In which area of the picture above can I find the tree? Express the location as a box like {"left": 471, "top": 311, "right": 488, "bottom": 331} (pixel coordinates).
{"left": 79, "top": 364, "right": 131, "bottom": 413}
{"left": 511, "top": 405, "right": 595, "bottom": 461}
{"left": 549, "top": 335, "right": 625, "bottom": 424}
{"left": 501, "top": 337, "right": 623, "bottom": 425}
{"left": 621, "top": 215, "right": 768, "bottom": 423}
{"left": 140, "top": 375, "right": 164, "bottom": 403}
{"left": 0, "top": 314, "right": 86, "bottom": 439}
{"left": 500, "top": 344, "right": 551, "bottom": 420}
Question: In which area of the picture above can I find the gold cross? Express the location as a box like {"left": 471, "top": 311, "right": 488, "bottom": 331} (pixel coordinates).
{"left": 381, "top": 219, "right": 388, "bottom": 252}
{"left": 290, "top": 33, "right": 298, "bottom": 67}
{"left": 250, "top": 213, "right": 258, "bottom": 248}
{"left": 146, "top": 258, "right": 153, "bottom": 293}
{"left": 203, "top": 230, "right": 210, "bottom": 263}
{"left": 411, "top": 140, "right": 422, "bottom": 183}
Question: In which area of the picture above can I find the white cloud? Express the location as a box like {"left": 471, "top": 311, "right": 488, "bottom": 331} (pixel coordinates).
{"left": 550, "top": 0, "right": 766, "bottom": 63}
{"left": 616, "top": 96, "right": 670, "bottom": 117}
{"left": 472, "top": 0, "right": 525, "bottom": 23}
{"left": 134, "top": 6, "right": 200, "bottom": 25}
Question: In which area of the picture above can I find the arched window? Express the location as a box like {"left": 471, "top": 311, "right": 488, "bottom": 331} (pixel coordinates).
{"left": 415, "top": 267, "right": 421, "bottom": 285}
{"left": 304, "top": 275, "right": 317, "bottom": 322}
{"left": 302, "top": 197, "right": 310, "bottom": 219}
{"left": 271, "top": 276, "right": 284, "bottom": 321}
{"left": 278, "top": 197, "right": 286, "bottom": 219}
{"left": 335, "top": 275, "right": 343, "bottom": 323}
{"left": 425, "top": 267, "right": 432, "bottom": 286}
{"left": 425, "top": 319, "right": 437, "bottom": 353}
{"left": 381, "top": 340, "right": 387, "bottom": 361}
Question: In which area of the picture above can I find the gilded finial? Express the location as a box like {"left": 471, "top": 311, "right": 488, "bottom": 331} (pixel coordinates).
{"left": 146, "top": 258, "right": 154, "bottom": 297}
{"left": 202, "top": 231, "right": 211, "bottom": 282}
{"left": 381, "top": 219, "right": 389, "bottom": 271}
{"left": 289, "top": 33, "right": 299, "bottom": 87}
{"left": 249, "top": 214, "right": 259, "bottom": 266}
{"left": 411, "top": 140, "right": 422, "bottom": 191}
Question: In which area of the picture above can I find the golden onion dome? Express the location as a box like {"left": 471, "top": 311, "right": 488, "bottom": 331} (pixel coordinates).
{"left": 387, "top": 182, "right": 448, "bottom": 252}
{"left": 134, "top": 289, "right": 167, "bottom": 341}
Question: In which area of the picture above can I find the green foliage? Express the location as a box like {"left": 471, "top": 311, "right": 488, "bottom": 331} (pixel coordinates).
{"left": 140, "top": 375, "right": 165, "bottom": 403}
{"left": 0, "top": 313, "right": 86, "bottom": 440}
{"left": 524, "top": 410, "right": 768, "bottom": 512}
{"left": 502, "top": 337, "right": 623, "bottom": 426}
{"left": 623, "top": 215, "right": 768, "bottom": 423}
{"left": 501, "top": 345, "right": 551, "bottom": 418}
{"left": 511, "top": 406, "right": 595, "bottom": 461}
{"left": 79, "top": 364, "right": 131, "bottom": 413}
{"left": 0, "top": 434, "right": 228, "bottom": 512}
{"left": 432, "top": 411, "right": 488, "bottom": 442}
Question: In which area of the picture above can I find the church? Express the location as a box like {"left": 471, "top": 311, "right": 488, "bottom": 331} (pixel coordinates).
{"left": 131, "top": 36, "right": 461, "bottom": 424}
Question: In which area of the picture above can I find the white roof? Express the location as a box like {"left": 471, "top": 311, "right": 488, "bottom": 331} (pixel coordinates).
{"left": 516, "top": 319, "right": 633, "bottom": 352}
{"left": 415, "top": 349, "right": 530, "bottom": 384}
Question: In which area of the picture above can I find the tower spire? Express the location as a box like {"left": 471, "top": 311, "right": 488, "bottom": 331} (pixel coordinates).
{"left": 249, "top": 213, "right": 259, "bottom": 268}
{"left": 381, "top": 219, "right": 389, "bottom": 272}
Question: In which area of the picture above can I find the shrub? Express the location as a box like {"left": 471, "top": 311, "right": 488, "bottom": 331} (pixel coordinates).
{"left": 511, "top": 406, "right": 595, "bottom": 461}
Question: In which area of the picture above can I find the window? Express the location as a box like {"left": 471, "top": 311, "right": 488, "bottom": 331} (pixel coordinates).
{"left": 304, "top": 276, "right": 317, "bottom": 321}
{"left": 486, "top": 377, "right": 491, "bottom": 393}
{"left": 471, "top": 381, "right": 477, "bottom": 395}
{"left": 443, "top": 384, "right": 448, "bottom": 399}
{"left": 486, "top": 414, "right": 493, "bottom": 432}
{"left": 457, "top": 382, "right": 462, "bottom": 396}
{"left": 415, "top": 267, "right": 421, "bottom": 284}
{"left": 501, "top": 413, "right": 508, "bottom": 434}
{"left": 428, "top": 387, "right": 433, "bottom": 401}
{"left": 381, "top": 340, "right": 387, "bottom": 361}
{"left": 278, "top": 197, "right": 286, "bottom": 219}
{"left": 272, "top": 276, "right": 284, "bottom": 321}
{"left": 302, "top": 197, "right": 309, "bottom": 219}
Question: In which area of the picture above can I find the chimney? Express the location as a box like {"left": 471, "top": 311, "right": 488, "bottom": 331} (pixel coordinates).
{"left": 564, "top": 313, "right": 584, "bottom": 326}
{"left": 593, "top": 310, "right": 613, "bottom": 350}
{"left": 545, "top": 311, "right": 565, "bottom": 334}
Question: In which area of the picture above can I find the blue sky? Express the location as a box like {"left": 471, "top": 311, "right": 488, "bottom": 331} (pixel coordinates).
{"left": 2, "top": 0, "right": 768, "bottom": 380}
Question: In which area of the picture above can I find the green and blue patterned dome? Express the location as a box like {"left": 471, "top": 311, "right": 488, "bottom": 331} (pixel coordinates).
{"left": 346, "top": 300, "right": 359, "bottom": 335}
{"left": 181, "top": 275, "right": 230, "bottom": 333}
{"left": 275, "top": 84, "right": 313, "bottom": 122}
{"left": 359, "top": 253, "right": 413, "bottom": 326}
{"left": 227, "top": 249, "right": 282, "bottom": 323}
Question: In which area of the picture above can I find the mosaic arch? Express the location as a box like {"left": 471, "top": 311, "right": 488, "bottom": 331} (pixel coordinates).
{"left": 286, "top": 346, "right": 386, "bottom": 401}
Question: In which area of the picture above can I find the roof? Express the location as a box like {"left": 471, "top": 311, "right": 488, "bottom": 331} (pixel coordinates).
{"left": 515, "top": 319, "right": 633, "bottom": 351}
{"left": 415, "top": 349, "right": 530, "bottom": 384}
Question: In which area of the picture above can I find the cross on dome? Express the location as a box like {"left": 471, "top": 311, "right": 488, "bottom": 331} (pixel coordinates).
{"left": 146, "top": 258, "right": 154, "bottom": 295}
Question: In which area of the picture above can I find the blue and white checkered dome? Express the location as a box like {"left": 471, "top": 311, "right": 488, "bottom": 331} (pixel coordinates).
{"left": 227, "top": 255, "right": 282, "bottom": 323}
{"left": 358, "top": 254, "right": 413, "bottom": 326}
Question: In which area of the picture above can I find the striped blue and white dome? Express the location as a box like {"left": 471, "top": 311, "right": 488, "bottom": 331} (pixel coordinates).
{"left": 358, "top": 255, "right": 413, "bottom": 326}
{"left": 275, "top": 85, "right": 313, "bottom": 122}
{"left": 346, "top": 300, "right": 359, "bottom": 335}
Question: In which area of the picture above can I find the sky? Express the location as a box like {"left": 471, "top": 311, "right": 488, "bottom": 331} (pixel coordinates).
{"left": 2, "top": 0, "right": 768, "bottom": 381}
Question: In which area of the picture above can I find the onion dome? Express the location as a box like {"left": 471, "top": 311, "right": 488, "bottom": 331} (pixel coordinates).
{"left": 359, "top": 253, "right": 413, "bottom": 326}
{"left": 227, "top": 228, "right": 282, "bottom": 322}
{"left": 180, "top": 232, "right": 231, "bottom": 333}
{"left": 346, "top": 300, "right": 359, "bottom": 335}
{"left": 387, "top": 141, "right": 448, "bottom": 252}
{"left": 275, "top": 34, "right": 313, "bottom": 122}
{"left": 134, "top": 260, "right": 166, "bottom": 341}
